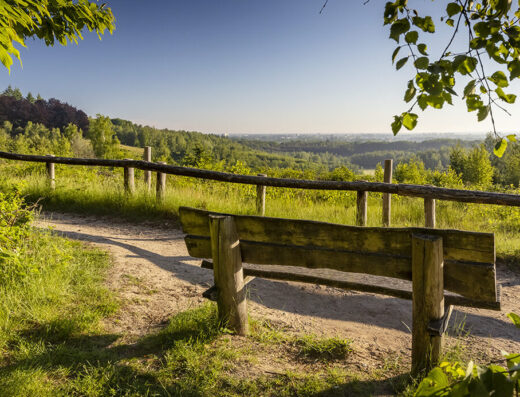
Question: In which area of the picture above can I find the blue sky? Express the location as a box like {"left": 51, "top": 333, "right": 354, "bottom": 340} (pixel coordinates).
{"left": 1, "top": 0, "right": 519, "bottom": 135}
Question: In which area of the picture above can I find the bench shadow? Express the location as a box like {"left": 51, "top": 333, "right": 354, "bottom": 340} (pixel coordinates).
{"left": 43, "top": 228, "right": 520, "bottom": 344}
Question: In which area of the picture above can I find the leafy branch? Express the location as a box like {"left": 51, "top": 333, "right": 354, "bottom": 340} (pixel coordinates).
{"left": 385, "top": 0, "right": 520, "bottom": 156}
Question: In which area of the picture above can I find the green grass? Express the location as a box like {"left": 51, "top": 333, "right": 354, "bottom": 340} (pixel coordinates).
{"left": 3, "top": 161, "right": 520, "bottom": 259}
{"left": 5, "top": 162, "right": 503, "bottom": 395}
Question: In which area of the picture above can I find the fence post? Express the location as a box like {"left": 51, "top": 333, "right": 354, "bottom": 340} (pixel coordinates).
{"left": 382, "top": 159, "right": 393, "bottom": 227}
{"left": 209, "top": 215, "right": 249, "bottom": 335}
{"left": 144, "top": 146, "right": 152, "bottom": 192}
{"left": 411, "top": 234, "right": 444, "bottom": 376}
{"left": 156, "top": 161, "right": 166, "bottom": 201}
{"left": 356, "top": 190, "right": 368, "bottom": 226}
{"left": 256, "top": 174, "right": 267, "bottom": 216}
{"left": 123, "top": 159, "right": 135, "bottom": 195}
{"left": 424, "top": 198, "right": 436, "bottom": 228}
{"left": 46, "top": 154, "right": 55, "bottom": 190}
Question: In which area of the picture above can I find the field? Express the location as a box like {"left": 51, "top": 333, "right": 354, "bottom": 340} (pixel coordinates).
{"left": 1, "top": 159, "right": 519, "bottom": 396}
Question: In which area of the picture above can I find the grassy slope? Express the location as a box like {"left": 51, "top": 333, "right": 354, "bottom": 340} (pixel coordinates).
{"left": 0, "top": 225, "right": 409, "bottom": 396}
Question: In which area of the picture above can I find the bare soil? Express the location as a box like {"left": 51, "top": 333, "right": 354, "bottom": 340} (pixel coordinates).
{"left": 36, "top": 212, "right": 520, "bottom": 369}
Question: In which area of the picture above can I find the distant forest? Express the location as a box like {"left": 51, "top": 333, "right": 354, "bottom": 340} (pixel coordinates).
{"left": 5, "top": 86, "right": 520, "bottom": 188}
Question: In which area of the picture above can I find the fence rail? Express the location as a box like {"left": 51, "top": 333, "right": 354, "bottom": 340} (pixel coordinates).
{"left": 1, "top": 149, "right": 520, "bottom": 228}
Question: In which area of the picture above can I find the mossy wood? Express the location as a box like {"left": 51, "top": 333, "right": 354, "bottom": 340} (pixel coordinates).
{"left": 180, "top": 206, "right": 499, "bottom": 308}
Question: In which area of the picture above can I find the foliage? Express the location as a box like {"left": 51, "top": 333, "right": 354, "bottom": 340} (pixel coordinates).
{"left": 0, "top": 187, "right": 36, "bottom": 285}
{"left": 87, "top": 115, "right": 120, "bottom": 159}
{"left": 0, "top": 0, "right": 114, "bottom": 72}
{"left": 0, "top": 88, "right": 89, "bottom": 133}
{"left": 449, "top": 144, "right": 494, "bottom": 186}
{"left": 415, "top": 313, "right": 520, "bottom": 396}
{"left": 385, "top": 0, "right": 520, "bottom": 146}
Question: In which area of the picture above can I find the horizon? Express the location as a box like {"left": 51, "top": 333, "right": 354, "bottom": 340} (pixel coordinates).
{"left": 2, "top": 0, "right": 519, "bottom": 135}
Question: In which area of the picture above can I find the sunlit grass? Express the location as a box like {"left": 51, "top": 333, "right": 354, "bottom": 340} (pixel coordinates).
{"left": 3, "top": 161, "right": 520, "bottom": 258}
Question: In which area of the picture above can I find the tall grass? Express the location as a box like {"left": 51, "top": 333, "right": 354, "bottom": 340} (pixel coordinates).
{"left": 3, "top": 160, "right": 520, "bottom": 258}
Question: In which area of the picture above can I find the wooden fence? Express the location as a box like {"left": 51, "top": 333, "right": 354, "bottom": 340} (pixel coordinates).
{"left": 1, "top": 147, "right": 520, "bottom": 228}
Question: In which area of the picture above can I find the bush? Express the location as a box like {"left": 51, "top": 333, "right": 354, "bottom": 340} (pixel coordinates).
{"left": 0, "top": 188, "right": 37, "bottom": 284}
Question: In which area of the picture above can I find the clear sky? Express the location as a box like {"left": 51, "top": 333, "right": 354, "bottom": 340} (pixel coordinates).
{"left": 1, "top": 0, "right": 519, "bottom": 135}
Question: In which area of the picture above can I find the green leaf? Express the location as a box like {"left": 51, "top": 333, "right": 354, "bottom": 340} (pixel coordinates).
{"left": 396, "top": 57, "right": 409, "bottom": 70}
{"left": 404, "top": 80, "right": 416, "bottom": 102}
{"left": 446, "top": 18, "right": 454, "bottom": 27}
{"left": 391, "top": 115, "right": 402, "bottom": 135}
{"left": 384, "top": 2, "right": 398, "bottom": 24}
{"left": 474, "top": 21, "right": 491, "bottom": 37}
{"left": 417, "top": 43, "right": 428, "bottom": 55}
{"left": 392, "top": 46, "right": 401, "bottom": 63}
{"left": 477, "top": 105, "right": 490, "bottom": 121}
{"left": 405, "top": 30, "right": 418, "bottom": 44}
{"left": 466, "top": 94, "right": 483, "bottom": 111}
{"left": 489, "top": 71, "right": 509, "bottom": 87}
{"left": 402, "top": 112, "right": 418, "bottom": 130}
{"left": 463, "top": 80, "right": 477, "bottom": 97}
{"left": 390, "top": 18, "right": 411, "bottom": 42}
{"left": 413, "top": 16, "right": 435, "bottom": 33}
{"left": 496, "top": 87, "right": 517, "bottom": 103}
{"left": 508, "top": 59, "right": 520, "bottom": 80}
{"left": 508, "top": 312, "right": 520, "bottom": 328}
{"left": 414, "top": 56, "right": 429, "bottom": 69}
{"left": 457, "top": 56, "right": 478, "bottom": 75}
{"left": 494, "top": 138, "right": 508, "bottom": 157}
{"left": 447, "top": 2, "right": 463, "bottom": 16}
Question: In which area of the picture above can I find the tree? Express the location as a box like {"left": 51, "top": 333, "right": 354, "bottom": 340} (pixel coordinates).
{"left": 1, "top": 1, "right": 115, "bottom": 73}
{"left": 87, "top": 115, "right": 120, "bottom": 159}
{"left": 383, "top": 0, "right": 520, "bottom": 155}
{"left": 26, "top": 92, "right": 35, "bottom": 103}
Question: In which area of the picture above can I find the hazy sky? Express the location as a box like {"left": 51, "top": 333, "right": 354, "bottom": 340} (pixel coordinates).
{"left": 2, "top": 0, "right": 519, "bottom": 135}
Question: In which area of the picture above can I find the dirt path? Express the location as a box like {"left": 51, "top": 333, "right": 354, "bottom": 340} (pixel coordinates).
{"left": 36, "top": 212, "right": 520, "bottom": 368}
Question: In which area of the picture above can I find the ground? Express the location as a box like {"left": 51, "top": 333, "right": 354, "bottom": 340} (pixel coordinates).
{"left": 36, "top": 212, "right": 520, "bottom": 372}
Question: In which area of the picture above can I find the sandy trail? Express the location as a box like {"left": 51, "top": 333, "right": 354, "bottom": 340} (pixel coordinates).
{"left": 36, "top": 212, "right": 520, "bottom": 367}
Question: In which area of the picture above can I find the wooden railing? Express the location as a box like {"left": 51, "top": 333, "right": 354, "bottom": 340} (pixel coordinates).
{"left": 1, "top": 147, "right": 520, "bottom": 228}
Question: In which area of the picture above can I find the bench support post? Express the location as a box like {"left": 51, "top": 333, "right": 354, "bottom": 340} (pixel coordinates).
{"left": 209, "top": 215, "right": 249, "bottom": 335}
{"left": 412, "top": 234, "right": 444, "bottom": 376}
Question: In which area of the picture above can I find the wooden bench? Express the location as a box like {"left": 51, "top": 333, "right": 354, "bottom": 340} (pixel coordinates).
{"left": 179, "top": 206, "right": 501, "bottom": 374}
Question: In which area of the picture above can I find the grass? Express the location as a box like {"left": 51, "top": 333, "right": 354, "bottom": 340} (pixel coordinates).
{"left": 1, "top": 161, "right": 507, "bottom": 395}
{"left": 3, "top": 160, "right": 520, "bottom": 258}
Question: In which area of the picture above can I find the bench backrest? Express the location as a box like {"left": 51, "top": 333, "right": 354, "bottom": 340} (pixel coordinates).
{"left": 179, "top": 206, "right": 499, "bottom": 309}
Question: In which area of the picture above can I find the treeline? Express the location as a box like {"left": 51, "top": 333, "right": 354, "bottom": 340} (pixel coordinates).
{"left": 2, "top": 86, "right": 520, "bottom": 190}
{"left": 0, "top": 86, "right": 89, "bottom": 133}
{"left": 111, "top": 118, "right": 358, "bottom": 171}
{"left": 234, "top": 137, "right": 478, "bottom": 170}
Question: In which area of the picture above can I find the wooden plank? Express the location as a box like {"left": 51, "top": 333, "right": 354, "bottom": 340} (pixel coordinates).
{"left": 185, "top": 235, "right": 497, "bottom": 302}
{"left": 200, "top": 260, "right": 501, "bottom": 310}
{"left": 4, "top": 151, "right": 520, "bottom": 206}
{"left": 412, "top": 234, "right": 444, "bottom": 375}
{"left": 209, "top": 215, "right": 248, "bottom": 335}
{"left": 179, "top": 207, "right": 495, "bottom": 263}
